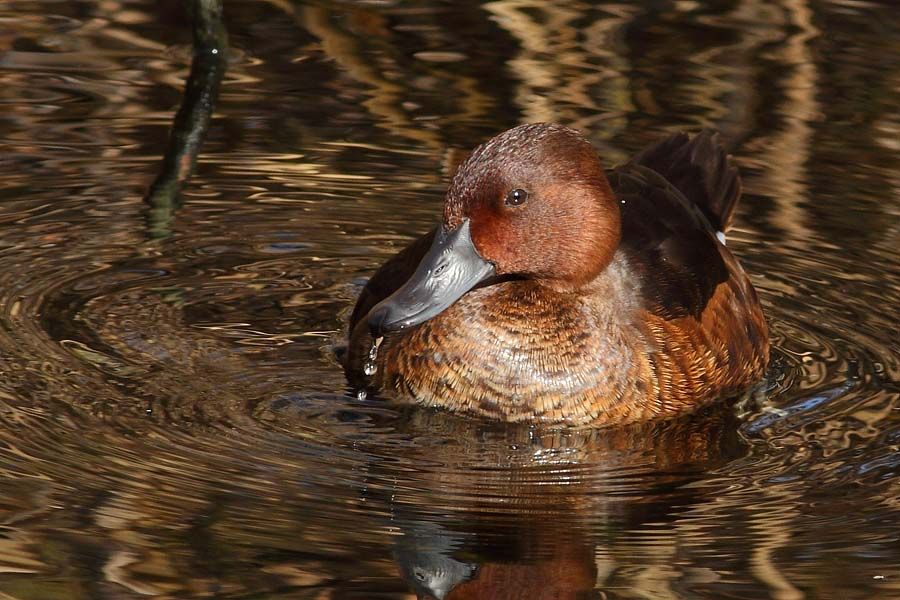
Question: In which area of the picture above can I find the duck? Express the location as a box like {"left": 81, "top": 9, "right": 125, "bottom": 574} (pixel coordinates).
{"left": 344, "top": 123, "right": 769, "bottom": 426}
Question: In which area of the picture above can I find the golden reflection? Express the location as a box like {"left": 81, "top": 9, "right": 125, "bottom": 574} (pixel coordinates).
{"left": 264, "top": 2, "right": 496, "bottom": 152}
{"left": 301, "top": 5, "right": 436, "bottom": 145}
{"left": 744, "top": 0, "right": 819, "bottom": 242}
{"left": 746, "top": 491, "right": 804, "bottom": 600}
{"left": 484, "top": 0, "right": 636, "bottom": 134}
{"left": 0, "top": 537, "right": 44, "bottom": 575}
{"left": 255, "top": 0, "right": 498, "bottom": 157}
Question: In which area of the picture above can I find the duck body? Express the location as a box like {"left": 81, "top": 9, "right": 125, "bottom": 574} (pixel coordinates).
{"left": 345, "top": 124, "right": 768, "bottom": 426}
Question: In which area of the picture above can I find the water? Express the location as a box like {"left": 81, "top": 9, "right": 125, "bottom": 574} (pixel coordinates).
{"left": 364, "top": 336, "right": 384, "bottom": 377}
{"left": 1, "top": 0, "right": 899, "bottom": 598}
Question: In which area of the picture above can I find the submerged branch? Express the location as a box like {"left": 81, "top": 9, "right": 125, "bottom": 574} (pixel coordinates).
{"left": 144, "top": 0, "right": 227, "bottom": 239}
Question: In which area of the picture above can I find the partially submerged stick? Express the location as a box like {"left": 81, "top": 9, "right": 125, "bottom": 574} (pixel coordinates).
{"left": 145, "top": 0, "right": 227, "bottom": 239}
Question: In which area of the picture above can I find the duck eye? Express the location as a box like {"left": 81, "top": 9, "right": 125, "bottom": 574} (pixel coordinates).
{"left": 505, "top": 188, "right": 528, "bottom": 206}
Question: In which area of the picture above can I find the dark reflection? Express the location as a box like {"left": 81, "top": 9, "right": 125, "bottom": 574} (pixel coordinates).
{"left": 380, "top": 405, "right": 746, "bottom": 598}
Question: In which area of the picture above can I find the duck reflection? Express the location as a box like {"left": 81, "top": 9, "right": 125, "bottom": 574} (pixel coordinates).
{"left": 394, "top": 518, "right": 596, "bottom": 599}
{"left": 395, "top": 520, "right": 478, "bottom": 600}
{"left": 383, "top": 404, "right": 747, "bottom": 599}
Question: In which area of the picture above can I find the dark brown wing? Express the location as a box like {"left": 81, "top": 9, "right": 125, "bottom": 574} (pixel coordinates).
{"left": 628, "top": 129, "right": 741, "bottom": 233}
{"left": 608, "top": 163, "right": 730, "bottom": 320}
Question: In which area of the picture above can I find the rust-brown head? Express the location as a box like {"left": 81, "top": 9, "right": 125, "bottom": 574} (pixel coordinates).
{"left": 368, "top": 123, "right": 622, "bottom": 336}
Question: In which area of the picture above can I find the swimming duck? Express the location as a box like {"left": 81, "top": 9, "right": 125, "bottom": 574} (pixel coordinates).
{"left": 345, "top": 123, "right": 768, "bottom": 426}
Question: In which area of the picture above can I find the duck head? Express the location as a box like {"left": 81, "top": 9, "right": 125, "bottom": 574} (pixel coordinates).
{"left": 368, "top": 123, "right": 622, "bottom": 336}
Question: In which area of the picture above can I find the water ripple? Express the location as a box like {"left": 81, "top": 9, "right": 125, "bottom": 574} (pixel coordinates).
{"left": 0, "top": 0, "right": 898, "bottom": 598}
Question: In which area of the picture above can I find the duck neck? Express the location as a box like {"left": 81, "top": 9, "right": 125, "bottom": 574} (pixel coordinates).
{"left": 535, "top": 248, "right": 624, "bottom": 295}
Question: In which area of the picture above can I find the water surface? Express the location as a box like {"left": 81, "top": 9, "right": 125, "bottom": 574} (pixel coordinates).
{"left": 1, "top": 1, "right": 899, "bottom": 598}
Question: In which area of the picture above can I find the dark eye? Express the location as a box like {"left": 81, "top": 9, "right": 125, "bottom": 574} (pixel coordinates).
{"left": 505, "top": 188, "right": 528, "bottom": 206}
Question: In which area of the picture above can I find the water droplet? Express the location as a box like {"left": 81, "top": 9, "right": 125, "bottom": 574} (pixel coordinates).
{"left": 363, "top": 335, "right": 384, "bottom": 377}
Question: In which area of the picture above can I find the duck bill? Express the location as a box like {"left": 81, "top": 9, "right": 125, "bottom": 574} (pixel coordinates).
{"left": 367, "top": 219, "right": 495, "bottom": 336}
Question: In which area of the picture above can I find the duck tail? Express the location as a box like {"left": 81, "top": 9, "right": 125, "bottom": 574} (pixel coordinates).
{"left": 630, "top": 129, "right": 742, "bottom": 233}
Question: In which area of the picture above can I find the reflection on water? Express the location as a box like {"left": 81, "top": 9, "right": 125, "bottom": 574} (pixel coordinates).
{"left": 1, "top": 0, "right": 899, "bottom": 598}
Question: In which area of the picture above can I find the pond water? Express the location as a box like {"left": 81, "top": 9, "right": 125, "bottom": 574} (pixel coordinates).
{"left": 2, "top": 0, "right": 899, "bottom": 598}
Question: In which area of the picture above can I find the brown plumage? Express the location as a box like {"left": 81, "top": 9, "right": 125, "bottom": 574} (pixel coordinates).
{"left": 345, "top": 123, "right": 769, "bottom": 426}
